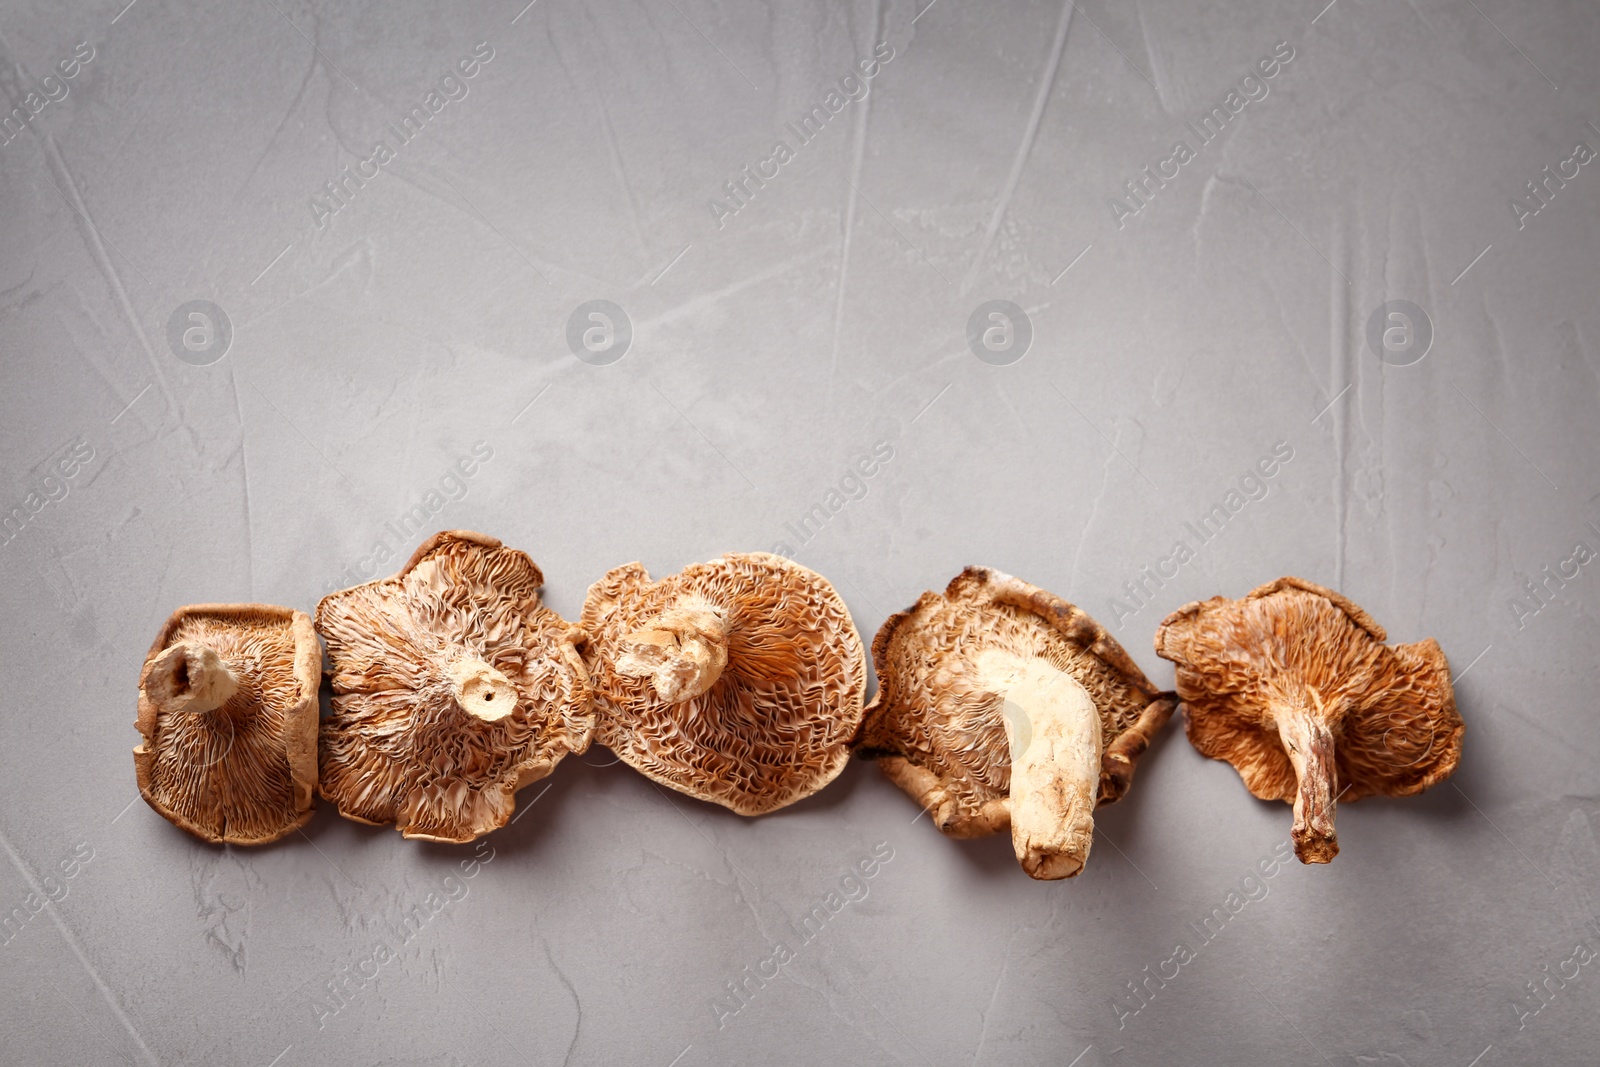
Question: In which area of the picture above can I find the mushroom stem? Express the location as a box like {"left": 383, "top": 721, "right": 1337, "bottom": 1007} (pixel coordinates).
{"left": 448, "top": 656, "right": 518, "bottom": 722}
{"left": 1275, "top": 704, "right": 1340, "bottom": 863}
{"left": 144, "top": 642, "right": 240, "bottom": 715}
{"left": 616, "top": 600, "right": 728, "bottom": 703}
{"left": 979, "top": 651, "right": 1101, "bottom": 880}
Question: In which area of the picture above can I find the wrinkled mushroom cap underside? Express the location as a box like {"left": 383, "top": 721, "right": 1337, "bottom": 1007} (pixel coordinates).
{"left": 134, "top": 604, "right": 320, "bottom": 845}
{"left": 1156, "top": 577, "right": 1462, "bottom": 804}
{"left": 857, "top": 567, "right": 1158, "bottom": 818}
{"left": 316, "top": 530, "right": 592, "bottom": 843}
{"left": 582, "top": 553, "right": 866, "bottom": 815}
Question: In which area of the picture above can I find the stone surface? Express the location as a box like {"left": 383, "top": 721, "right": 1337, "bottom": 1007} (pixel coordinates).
{"left": 1, "top": 0, "right": 1596, "bottom": 1063}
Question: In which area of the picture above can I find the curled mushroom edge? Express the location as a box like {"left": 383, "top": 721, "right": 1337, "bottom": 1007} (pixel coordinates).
{"left": 581, "top": 552, "right": 867, "bottom": 817}
{"left": 1155, "top": 575, "right": 1463, "bottom": 865}
{"left": 133, "top": 603, "right": 321, "bottom": 845}
{"left": 855, "top": 566, "right": 1175, "bottom": 881}
{"left": 314, "top": 530, "right": 594, "bottom": 844}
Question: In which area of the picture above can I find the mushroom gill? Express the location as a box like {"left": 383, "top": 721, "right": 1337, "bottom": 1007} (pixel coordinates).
{"left": 855, "top": 567, "right": 1174, "bottom": 880}
{"left": 1155, "top": 576, "right": 1463, "bottom": 864}
{"left": 316, "top": 530, "right": 592, "bottom": 843}
{"left": 134, "top": 604, "right": 320, "bottom": 845}
{"left": 581, "top": 553, "right": 866, "bottom": 815}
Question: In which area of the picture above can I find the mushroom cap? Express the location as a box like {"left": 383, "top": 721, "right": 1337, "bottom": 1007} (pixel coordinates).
{"left": 581, "top": 552, "right": 866, "bottom": 815}
{"left": 1154, "top": 576, "right": 1462, "bottom": 804}
{"left": 134, "top": 603, "right": 320, "bottom": 845}
{"left": 316, "top": 530, "right": 592, "bottom": 843}
{"left": 856, "top": 566, "right": 1165, "bottom": 818}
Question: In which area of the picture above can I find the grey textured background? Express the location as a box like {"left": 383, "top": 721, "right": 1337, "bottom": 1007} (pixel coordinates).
{"left": 2, "top": 0, "right": 1598, "bottom": 1064}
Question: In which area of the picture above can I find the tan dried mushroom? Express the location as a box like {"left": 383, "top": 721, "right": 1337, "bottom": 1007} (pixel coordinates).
{"left": 854, "top": 568, "right": 1175, "bottom": 880}
{"left": 316, "top": 530, "right": 592, "bottom": 843}
{"left": 1154, "top": 577, "right": 1462, "bottom": 864}
{"left": 134, "top": 604, "right": 320, "bottom": 844}
{"left": 581, "top": 553, "right": 866, "bottom": 815}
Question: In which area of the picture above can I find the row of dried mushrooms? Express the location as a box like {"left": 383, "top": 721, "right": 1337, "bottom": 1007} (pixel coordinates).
{"left": 134, "top": 530, "right": 1464, "bottom": 878}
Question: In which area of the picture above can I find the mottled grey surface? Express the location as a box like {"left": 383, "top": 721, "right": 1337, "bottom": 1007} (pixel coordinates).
{"left": 2, "top": 0, "right": 1598, "bottom": 1064}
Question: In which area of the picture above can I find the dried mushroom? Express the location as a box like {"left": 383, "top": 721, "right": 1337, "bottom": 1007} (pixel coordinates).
{"left": 134, "top": 604, "right": 320, "bottom": 844}
{"left": 1154, "top": 576, "right": 1462, "bottom": 864}
{"left": 316, "top": 530, "right": 592, "bottom": 843}
{"left": 854, "top": 567, "right": 1175, "bottom": 880}
{"left": 581, "top": 553, "right": 866, "bottom": 815}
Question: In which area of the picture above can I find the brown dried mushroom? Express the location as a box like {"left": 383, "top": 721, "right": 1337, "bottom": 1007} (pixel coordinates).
{"left": 316, "top": 530, "right": 592, "bottom": 843}
{"left": 582, "top": 553, "right": 866, "bottom": 815}
{"left": 1154, "top": 577, "right": 1462, "bottom": 864}
{"left": 134, "top": 604, "right": 320, "bottom": 844}
{"left": 854, "top": 568, "right": 1175, "bottom": 880}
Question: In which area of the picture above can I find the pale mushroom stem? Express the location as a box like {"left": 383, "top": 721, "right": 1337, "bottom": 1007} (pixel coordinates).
{"left": 1275, "top": 703, "right": 1340, "bottom": 863}
{"left": 981, "top": 652, "right": 1102, "bottom": 880}
{"left": 447, "top": 656, "right": 518, "bottom": 722}
{"left": 145, "top": 642, "right": 240, "bottom": 715}
{"left": 616, "top": 601, "right": 728, "bottom": 703}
